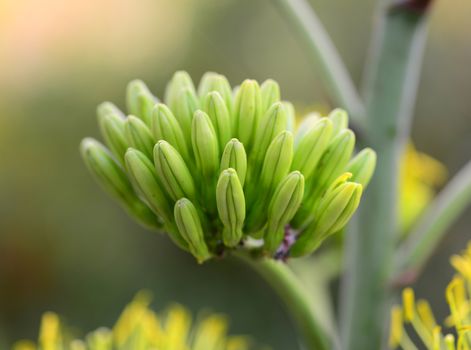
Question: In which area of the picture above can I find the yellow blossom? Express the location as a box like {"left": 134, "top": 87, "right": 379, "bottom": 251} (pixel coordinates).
{"left": 13, "top": 292, "right": 251, "bottom": 350}
{"left": 390, "top": 241, "right": 471, "bottom": 349}
{"left": 399, "top": 143, "right": 447, "bottom": 233}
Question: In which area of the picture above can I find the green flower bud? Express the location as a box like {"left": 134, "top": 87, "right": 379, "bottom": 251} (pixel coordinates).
{"left": 264, "top": 171, "right": 304, "bottom": 253}
{"left": 151, "top": 103, "right": 190, "bottom": 163}
{"left": 82, "top": 72, "right": 374, "bottom": 262}
{"left": 232, "top": 85, "right": 240, "bottom": 99}
{"left": 216, "top": 168, "right": 246, "bottom": 247}
{"left": 292, "top": 129, "right": 355, "bottom": 228}
{"left": 220, "top": 138, "right": 247, "bottom": 186}
{"left": 125, "top": 148, "right": 173, "bottom": 223}
{"left": 294, "top": 113, "right": 322, "bottom": 144}
{"left": 233, "top": 79, "right": 262, "bottom": 150}
{"left": 198, "top": 71, "right": 218, "bottom": 95}
{"left": 174, "top": 198, "right": 211, "bottom": 263}
{"left": 192, "top": 110, "right": 220, "bottom": 179}
{"left": 153, "top": 140, "right": 195, "bottom": 202}
{"left": 80, "top": 138, "right": 158, "bottom": 229}
{"left": 97, "top": 101, "right": 125, "bottom": 119}
{"left": 198, "top": 72, "right": 233, "bottom": 112}
{"left": 328, "top": 108, "right": 348, "bottom": 136}
{"left": 345, "top": 148, "right": 377, "bottom": 188}
{"left": 291, "top": 180, "right": 362, "bottom": 257}
{"left": 97, "top": 102, "right": 128, "bottom": 164}
{"left": 164, "top": 70, "right": 196, "bottom": 111}
{"left": 283, "top": 101, "right": 296, "bottom": 133}
{"left": 125, "top": 148, "right": 188, "bottom": 250}
{"left": 174, "top": 87, "right": 200, "bottom": 141}
{"left": 261, "top": 79, "right": 280, "bottom": 112}
{"left": 124, "top": 115, "right": 155, "bottom": 159}
{"left": 126, "top": 79, "right": 158, "bottom": 126}
{"left": 260, "top": 131, "right": 294, "bottom": 191}
{"left": 203, "top": 91, "right": 232, "bottom": 151}
{"left": 292, "top": 118, "right": 333, "bottom": 179}
{"left": 325, "top": 172, "right": 353, "bottom": 191}
{"left": 245, "top": 131, "right": 294, "bottom": 233}
{"left": 251, "top": 102, "right": 288, "bottom": 172}
{"left": 313, "top": 129, "right": 355, "bottom": 191}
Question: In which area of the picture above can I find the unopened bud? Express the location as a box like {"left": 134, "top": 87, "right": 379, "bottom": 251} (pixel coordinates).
{"left": 233, "top": 79, "right": 262, "bottom": 150}
{"left": 294, "top": 113, "right": 322, "bottom": 144}
{"left": 198, "top": 72, "right": 233, "bottom": 112}
{"left": 291, "top": 181, "right": 362, "bottom": 256}
{"left": 261, "top": 79, "right": 280, "bottom": 112}
{"left": 265, "top": 171, "right": 304, "bottom": 253}
{"left": 164, "top": 71, "right": 196, "bottom": 111}
{"left": 216, "top": 168, "right": 246, "bottom": 247}
{"left": 153, "top": 141, "right": 195, "bottom": 201}
{"left": 97, "top": 101, "right": 125, "bottom": 119}
{"left": 126, "top": 80, "right": 158, "bottom": 126}
{"left": 174, "top": 198, "right": 211, "bottom": 263}
{"left": 328, "top": 108, "right": 348, "bottom": 135}
{"left": 245, "top": 131, "right": 293, "bottom": 233}
{"left": 314, "top": 129, "right": 355, "bottom": 191}
{"left": 251, "top": 103, "right": 288, "bottom": 171}
{"left": 292, "top": 129, "right": 355, "bottom": 228}
{"left": 125, "top": 148, "right": 173, "bottom": 223}
{"left": 345, "top": 148, "right": 377, "bottom": 188}
{"left": 292, "top": 118, "right": 333, "bottom": 179}
{"left": 174, "top": 87, "right": 200, "bottom": 141}
{"left": 151, "top": 103, "right": 190, "bottom": 162}
{"left": 80, "top": 138, "right": 158, "bottom": 229}
{"left": 283, "top": 101, "right": 296, "bottom": 133}
{"left": 97, "top": 102, "right": 128, "bottom": 164}
{"left": 260, "top": 131, "right": 294, "bottom": 191}
{"left": 203, "top": 92, "right": 232, "bottom": 150}
{"left": 124, "top": 116, "right": 155, "bottom": 159}
{"left": 220, "top": 139, "right": 247, "bottom": 186}
{"left": 192, "top": 110, "right": 220, "bottom": 178}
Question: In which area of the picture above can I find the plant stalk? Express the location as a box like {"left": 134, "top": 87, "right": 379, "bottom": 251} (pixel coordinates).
{"left": 339, "top": 5, "right": 430, "bottom": 350}
{"left": 394, "top": 159, "right": 471, "bottom": 282}
{"left": 235, "top": 252, "right": 330, "bottom": 350}
{"left": 271, "top": 0, "right": 365, "bottom": 126}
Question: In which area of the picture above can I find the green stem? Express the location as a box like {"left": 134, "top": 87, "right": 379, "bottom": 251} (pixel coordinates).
{"left": 271, "top": 0, "right": 365, "bottom": 126}
{"left": 339, "top": 6, "right": 430, "bottom": 350}
{"left": 235, "top": 252, "right": 330, "bottom": 350}
{"left": 394, "top": 160, "right": 471, "bottom": 281}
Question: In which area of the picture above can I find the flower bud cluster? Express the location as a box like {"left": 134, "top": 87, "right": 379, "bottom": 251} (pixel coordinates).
{"left": 81, "top": 71, "right": 376, "bottom": 262}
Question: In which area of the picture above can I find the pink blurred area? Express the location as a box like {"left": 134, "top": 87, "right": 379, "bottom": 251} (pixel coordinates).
{"left": 0, "top": 0, "right": 194, "bottom": 91}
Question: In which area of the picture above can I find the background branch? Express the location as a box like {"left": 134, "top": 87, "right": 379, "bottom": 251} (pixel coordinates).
{"left": 394, "top": 160, "right": 471, "bottom": 282}
{"left": 235, "top": 252, "right": 330, "bottom": 350}
{"left": 271, "top": 0, "right": 366, "bottom": 126}
{"left": 339, "top": 5, "right": 430, "bottom": 350}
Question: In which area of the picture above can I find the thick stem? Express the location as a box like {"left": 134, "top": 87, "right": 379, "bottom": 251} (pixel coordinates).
{"left": 235, "top": 252, "right": 330, "bottom": 350}
{"left": 271, "top": 0, "right": 365, "bottom": 126}
{"left": 339, "top": 6, "right": 430, "bottom": 350}
{"left": 394, "top": 160, "right": 471, "bottom": 282}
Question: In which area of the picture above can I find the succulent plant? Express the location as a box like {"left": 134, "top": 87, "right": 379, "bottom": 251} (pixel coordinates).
{"left": 80, "top": 71, "right": 376, "bottom": 263}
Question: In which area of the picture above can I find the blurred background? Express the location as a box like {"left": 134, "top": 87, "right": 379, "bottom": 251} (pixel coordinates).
{"left": 0, "top": 0, "right": 470, "bottom": 348}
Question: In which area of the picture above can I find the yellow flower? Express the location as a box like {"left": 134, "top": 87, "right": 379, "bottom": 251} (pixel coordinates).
{"left": 389, "top": 241, "right": 471, "bottom": 349}
{"left": 399, "top": 143, "right": 447, "bottom": 233}
{"left": 13, "top": 291, "right": 251, "bottom": 350}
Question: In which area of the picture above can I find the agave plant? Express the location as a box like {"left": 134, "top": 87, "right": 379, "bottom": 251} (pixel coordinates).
{"left": 80, "top": 71, "right": 376, "bottom": 263}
